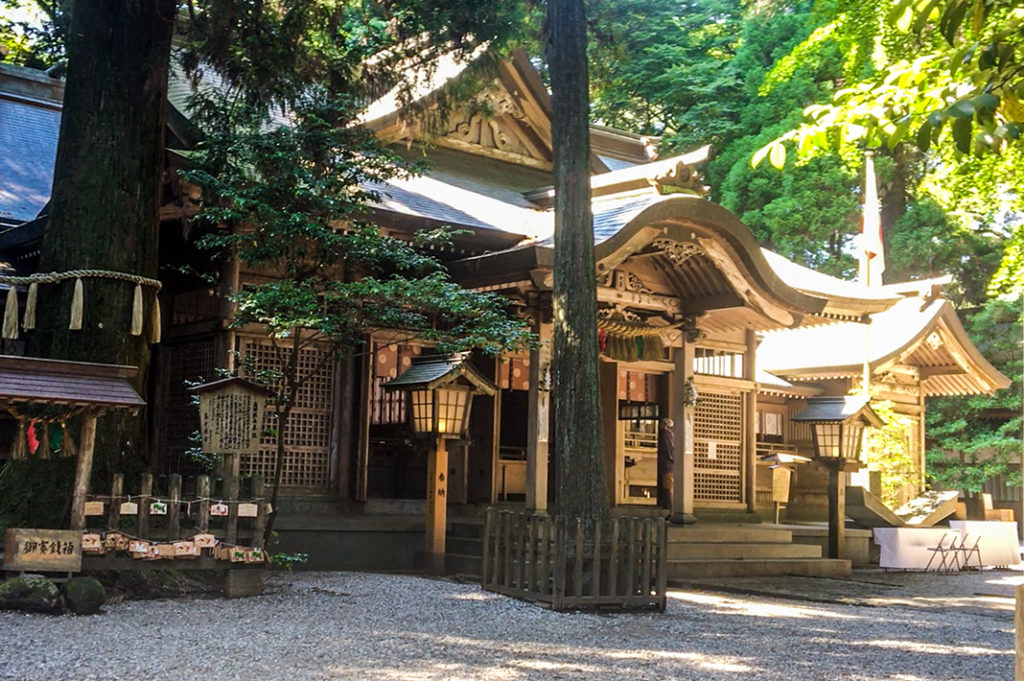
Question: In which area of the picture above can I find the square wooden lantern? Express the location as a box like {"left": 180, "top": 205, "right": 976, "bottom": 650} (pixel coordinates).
{"left": 383, "top": 354, "right": 497, "bottom": 439}
{"left": 791, "top": 395, "right": 884, "bottom": 559}
{"left": 383, "top": 354, "right": 497, "bottom": 576}
{"left": 791, "top": 396, "right": 884, "bottom": 465}
{"left": 191, "top": 377, "right": 275, "bottom": 456}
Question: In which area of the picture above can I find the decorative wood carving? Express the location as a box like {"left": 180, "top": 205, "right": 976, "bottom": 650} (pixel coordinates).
{"left": 653, "top": 239, "right": 703, "bottom": 266}
{"left": 650, "top": 160, "right": 710, "bottom": 197}
{"left": 614, "top": 270, "right": 653, "bottom": 295}
{"left": 443, "top": 82, "right": 547, "bottom": 163}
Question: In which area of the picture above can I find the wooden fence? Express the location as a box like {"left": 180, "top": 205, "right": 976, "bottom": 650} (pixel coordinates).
{"left": 78, "top": 471, "right": 267, "bottom": 568}
{"left": 481, "top": 509, "right": 666, "bottom": 612}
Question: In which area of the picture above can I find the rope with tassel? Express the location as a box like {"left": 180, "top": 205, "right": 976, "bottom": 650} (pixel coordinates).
{"left": 0, "top": 269, "right": 162, "bottom": 344}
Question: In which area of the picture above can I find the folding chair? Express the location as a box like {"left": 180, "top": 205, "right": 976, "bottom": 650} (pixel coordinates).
{"left": 956, "top": 533, "right": 983, "bottom": 570}
{"left": 925, "top": 532, "right": 960, "bottom": 571}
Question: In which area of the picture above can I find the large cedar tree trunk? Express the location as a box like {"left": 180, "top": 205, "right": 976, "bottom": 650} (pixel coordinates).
{"left": 29, "top": 2, "right": 176, "bottom": 475}
{"left": 547, "top": 0, "right": 609, "bottom": 530}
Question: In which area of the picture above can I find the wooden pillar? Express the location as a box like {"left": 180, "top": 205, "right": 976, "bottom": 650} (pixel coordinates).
{"left": 70, "top": 410, "right": 99, "bottom": 530}
{"left": 526, "top": 323, "right": 552, "bottom": 513}
{"left": 599, "top": 360, "right": 619, "bottom": 506}
{"left": 425, "top": 437, "right": 449, "bottom": 575}
{"left": 918, "top": 385, "right": 927, "bottom": 493}
{"left": 355, "top": 336, "right": 373, "bottom": 501}
{"left": 336, "top": 355, "right": 356, "bottom": 498}
{"left": 827, "top": 463, "right": 845, "bottom": 559}
{"left": 671, "top": 342, "right": 696, "bottom": 523}
{"left": 745, "top": 329, "right": 758, "bottom": 513}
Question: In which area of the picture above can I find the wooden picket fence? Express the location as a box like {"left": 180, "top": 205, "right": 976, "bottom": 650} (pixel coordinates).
{"left": 79, "top": 471, "right": 267, "bottom": 569}
{"left": 481, "top": 508, "right": 666, "bottom": 612}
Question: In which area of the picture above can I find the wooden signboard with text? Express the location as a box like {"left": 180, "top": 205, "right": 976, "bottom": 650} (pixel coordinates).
{"left": 4, "top": 528, "right": 82, "bottom": 572}
{"left": 771, "top": 467, "right": 793, "bottom": 504}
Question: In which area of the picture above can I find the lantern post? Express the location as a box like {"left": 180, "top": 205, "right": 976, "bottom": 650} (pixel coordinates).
{"left": 791, "top": 396, "right": 883, "bottom": 559}
{"left": 385, "top": 355, "right": 497, "bottom": 575}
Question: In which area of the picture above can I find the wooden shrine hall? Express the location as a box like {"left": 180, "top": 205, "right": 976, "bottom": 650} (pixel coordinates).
{"left": 0, "top": 54, "right": 1010, "bottom": 576}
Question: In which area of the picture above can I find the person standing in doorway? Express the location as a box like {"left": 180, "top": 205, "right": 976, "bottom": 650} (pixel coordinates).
{"left": 657, "top": 417, "right": 675, "bottom": 514}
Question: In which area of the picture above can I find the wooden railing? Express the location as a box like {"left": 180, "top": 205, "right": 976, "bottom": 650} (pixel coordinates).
{"left": 482, "top": 508, "right": 666, "bottom": 612}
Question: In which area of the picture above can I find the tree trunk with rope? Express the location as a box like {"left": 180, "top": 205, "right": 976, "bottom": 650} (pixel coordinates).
{"left": 27, "top": 1, "right": 176, "bottom": 478}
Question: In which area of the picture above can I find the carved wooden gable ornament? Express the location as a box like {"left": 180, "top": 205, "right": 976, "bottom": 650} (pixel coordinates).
{"left": 438, "top": 79, "right": 552, "bottom": 169}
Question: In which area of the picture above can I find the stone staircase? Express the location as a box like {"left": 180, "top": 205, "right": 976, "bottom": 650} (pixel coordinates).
{"left": 445, "top": 517, "right": 486, "bottom": 576}
{"left": 666, "top": 523, "right": 850, "bottom": 579}
{"left": 444, "top": 518, "right": 851, "bottom": 579}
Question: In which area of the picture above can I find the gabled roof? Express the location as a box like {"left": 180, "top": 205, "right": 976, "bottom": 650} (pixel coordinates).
{"left": 383, "top": 354, "right": 497, "bottom": 396}
{"left": 791, "top": 395, "right": 884, "bottom": 427}
{"left": 0, "top": 355, "right": 145, "bottom": 409}
{"left": 362, "top": 50, "right": 652, "bottom": 174}
{"left": 758, "top": 297, "right": 1011, "bottom": 396}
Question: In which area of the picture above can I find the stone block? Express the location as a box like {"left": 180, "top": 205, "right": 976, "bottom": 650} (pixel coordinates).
{"left": 224, "top": 569, "right": 263, "bottom": 598}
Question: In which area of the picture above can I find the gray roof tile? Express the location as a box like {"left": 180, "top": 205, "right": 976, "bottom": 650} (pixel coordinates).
{"left": 0, "top": 96, "right": 60, "bottom": 223}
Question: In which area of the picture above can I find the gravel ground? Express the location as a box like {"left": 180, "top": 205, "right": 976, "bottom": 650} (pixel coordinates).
{"left": 0, "top": 570, "right": 1018, "bottom": 681}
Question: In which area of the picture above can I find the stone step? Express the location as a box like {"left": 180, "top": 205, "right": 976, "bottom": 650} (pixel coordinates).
{"left": 693, "top": 510, "right": 762, "bottom": 524}
{"left": 446, "top": 536, "right": 483, "bottom": 556}
{"left": 445, "top": 553, "right": 482, "bottom": 577}
{"left": 668, "top": 525, "right": 793, "bottom": 544}
{"left": 448, "top": 520, "right": 485, "bottom": 539}
{"left": 667, "top": 542, "right": 822, "bottom": 561}
{"left": 667, "top": 558, "right": 851, "bottom": 579}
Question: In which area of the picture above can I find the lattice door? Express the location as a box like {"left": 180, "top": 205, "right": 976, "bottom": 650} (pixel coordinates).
{"left": 162, "top": 337, "right": 216, "bottom": 476}
{"left": 239, "top": 336, "right": 333, "bottom": 489}
{"left": 693, "top": 389, "right": 744, "bottom": 504}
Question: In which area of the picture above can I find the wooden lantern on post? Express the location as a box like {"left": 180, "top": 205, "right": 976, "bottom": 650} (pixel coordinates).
{"left": 191, "top": 378, "right": 274, "bottom": 477}
{"left": 791, "top": 396, "right": 883, "bottom": 559}
{"left": 384, "top": 354, "right": 497, "bottom": 576}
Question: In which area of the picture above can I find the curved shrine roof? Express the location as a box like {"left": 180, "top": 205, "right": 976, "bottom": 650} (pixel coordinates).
{"left": 757, "top": 297, "right": 1010, "bottom": 396}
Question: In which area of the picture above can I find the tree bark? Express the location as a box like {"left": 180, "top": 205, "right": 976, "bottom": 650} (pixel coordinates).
{"left": 29, "top": 1, "right": 176, "bottom": 475}
{"left": 547, "top": 0, "right": 609, "bottom": 531}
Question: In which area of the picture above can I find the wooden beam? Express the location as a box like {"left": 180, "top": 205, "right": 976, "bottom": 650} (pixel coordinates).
{"left": 596, "top": 285, "right": 680, "bottom": 313}
{"left": 919, "top": 364, "right": 967, "bottom": 378}
{"left": 679, "top": 293, "right": 746, "bottom": 314}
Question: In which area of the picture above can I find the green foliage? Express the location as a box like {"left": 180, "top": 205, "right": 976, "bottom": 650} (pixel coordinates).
{"left": 268, "top": 551, "right": 309, "bottom": 570}
{"left": 886, "top": 198, "right": 1003, "bottom": 304}
{"left": 724, "top": 153, "right": 860, "bottom": 276}
{"left": 866, "top": 399, "right": 921, "bottom": 508}
{"left": 755, "top": 0, "right": 1024, "bottom": 163}
{"left": 0, "top": 456, "right": 76, "bottom": 532}
{"left": 184, "top": 92, "right": 534, "bottom": 365}
{"left": 927, "top": 296, "right": 1022, "bottom": 493}
{"left": 0, "top": 0, "right": 65, "bottom": 69}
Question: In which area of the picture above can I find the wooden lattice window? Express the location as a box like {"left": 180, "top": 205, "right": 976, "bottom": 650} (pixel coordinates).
{"left": 238, "top": 336, "right": 333, "bottom": 489}
{"left": 693, "top": 390, "right": 744, "bottom": 503}
{"left": 693, "top": 347, "right": 745, "bottom": 378}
